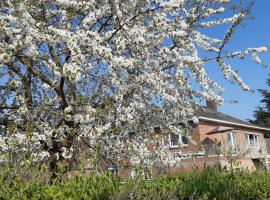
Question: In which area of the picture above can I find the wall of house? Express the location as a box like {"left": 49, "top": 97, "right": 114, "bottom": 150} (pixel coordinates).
{"left": 194, "top": 120, "right": 267, "bottom": 171}
{"left": 116, "top": 156, "right": 223, "bottom": 180}
{"left": 165, "top": 120, "right": 265, "bottom": 156}
{"left": 168, "top": 125, "right": 201, "bottom": 154}
{"left": 165, "top": 156, "right": 222, "bottom": 174}
{"left": 69, "top": 120, "right": 267, "bottom": 180}
{"left": 162, "top": 120, "right": 267, "bottom": 173}
{"left": 219, "top": 157, "right": 264, "bottom": 171}
{"left": 198, "top": 120, "right": 265, "bottom": 147}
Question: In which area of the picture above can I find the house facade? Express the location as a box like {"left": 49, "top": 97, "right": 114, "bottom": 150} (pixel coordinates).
{"left": 106, "top": 101, "right": 270, "bottom": 179}
{"left": 2, "top": 102, "right": 269, "bottom": 179}
{"left": 166, "top": 101, "right": 270, "bottom": 174}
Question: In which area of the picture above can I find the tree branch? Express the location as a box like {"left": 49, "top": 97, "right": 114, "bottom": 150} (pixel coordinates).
{"left": 107, "top": 7, "right": 160, "bottom": 42}
{"left": 98, "top": 14, "right": 113, "bottom": 33}
{"left": 6, "top": 63, "right": 27, "bottom": 84}
{"left": 16, "top": 55, "right": 68, "bottom": 109}
{"left": 16, "top": 55, "right": 58, "bottom": 90}
{"left": 0, "top": 105, "right": 20, "bottom": 110}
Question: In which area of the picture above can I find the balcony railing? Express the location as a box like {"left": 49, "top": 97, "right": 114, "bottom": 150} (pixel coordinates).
{"left": 201, "top": 139, "right": 270, "bottom": 158}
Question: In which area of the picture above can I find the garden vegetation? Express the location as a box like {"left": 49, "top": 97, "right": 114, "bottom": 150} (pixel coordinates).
{"left": 1, "top": 165, "right": 270, "bottom": 200}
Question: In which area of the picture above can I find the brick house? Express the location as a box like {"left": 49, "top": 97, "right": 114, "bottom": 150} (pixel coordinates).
{"left": 2, "top": 102, "right": 269, "bottom": 179}
{"left": 108, "top": 101, "right": 270, "bottom": 179}
{"left": 166, "top": 101, "right": 270, "bottom": 174}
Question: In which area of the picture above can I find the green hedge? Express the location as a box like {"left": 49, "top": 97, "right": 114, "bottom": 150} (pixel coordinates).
{"left": 1, "top": 167, "right": 270, "bottom": 200}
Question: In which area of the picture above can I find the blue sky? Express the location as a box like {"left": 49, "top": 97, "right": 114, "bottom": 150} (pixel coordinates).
{"left": 198, "top": 0, "right": 270, "bottom": 121}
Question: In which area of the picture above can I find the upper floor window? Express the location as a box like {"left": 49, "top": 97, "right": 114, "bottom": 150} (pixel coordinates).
{"left": 169, "top": 133, "right": 188, "bottom": 148}
{"left": 246, "top": 133, "right": 259, "bottom": 147}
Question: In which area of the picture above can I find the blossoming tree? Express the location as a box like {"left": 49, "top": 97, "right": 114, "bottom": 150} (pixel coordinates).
{"left": 0, "top": 0, "right": 267, "bottom": 178}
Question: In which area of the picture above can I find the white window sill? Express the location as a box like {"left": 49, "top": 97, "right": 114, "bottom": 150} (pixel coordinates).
{"left": 247, "top": 146, "right": 260, "bottom": 148}
{"left": 169, "top": 144, "right": 188, "bottom": 149}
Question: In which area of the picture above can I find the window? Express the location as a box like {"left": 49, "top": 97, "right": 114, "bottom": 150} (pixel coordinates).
{"left": 181, "top": 135, "right": 189, "bottom": 145}
{"left": 247, "top": 133, "right": 259, "bottom": 147}
{"left": 170, "top": 133, "right": 180, "bottom": 147}
{"left": 108, "top": 167, "right": 119, "bottom": 176}
{"left": 130, "top": 167, "right": 152, "bottom": 179}
{"left": 130, "top": 168, "right": 136, "bottom": 179}
{"left": 227, "top": 132, "right": 237, "bottom": 153}
{"left": 169, "top": 133, "right": 188, "bottom": 148}
{"left": 227, "top": 132, "right": 236, "bottom": 147}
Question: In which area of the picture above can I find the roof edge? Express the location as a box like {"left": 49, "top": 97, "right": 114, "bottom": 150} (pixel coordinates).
{"left": 198, "top": 116, "right": 270, "bottom": 131}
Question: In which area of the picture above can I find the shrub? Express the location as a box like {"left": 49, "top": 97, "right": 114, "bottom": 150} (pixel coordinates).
{"left": 1, "top": 166, "right": 270, "bottom": 200}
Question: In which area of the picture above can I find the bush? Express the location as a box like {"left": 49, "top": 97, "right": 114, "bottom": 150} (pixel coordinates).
{"left": 1, "top": 166, "right": 270, "bottom": 200}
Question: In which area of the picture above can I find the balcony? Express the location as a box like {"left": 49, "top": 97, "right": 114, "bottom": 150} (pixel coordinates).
{"left": 202, "top": 139, "right": 270, "bottom": 159}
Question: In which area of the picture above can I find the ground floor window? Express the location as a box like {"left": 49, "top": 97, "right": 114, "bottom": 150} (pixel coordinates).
{"left": 130, "top": 166, "right": 152, "bottom": 180}
{"left": 108, "top": 167, "right": 119, "bottom": 176}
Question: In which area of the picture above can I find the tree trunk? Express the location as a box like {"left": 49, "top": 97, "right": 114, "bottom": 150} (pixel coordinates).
{"left": 48, "top": 154, "right": 69, "bottom": 184}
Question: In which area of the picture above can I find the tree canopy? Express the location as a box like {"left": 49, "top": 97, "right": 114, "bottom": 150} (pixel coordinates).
{"left": 0, "top": 0, "right": 267, "bottom": 177}
{"left": 251, "top": 76, "right": 270, "bottom": 131}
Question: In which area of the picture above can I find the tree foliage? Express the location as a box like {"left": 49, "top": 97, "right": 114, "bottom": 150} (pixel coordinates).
{"left": 0, "top": 0, "right": 267, "bottom": 177}
{"left": 251, "top": 76, "right": 270, "bottom": 131}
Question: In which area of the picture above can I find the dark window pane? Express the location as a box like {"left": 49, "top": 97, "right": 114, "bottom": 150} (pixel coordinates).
{"left": 170, "top": 133, "right": 179, "bottom": 146}
{"left": 181, "top": 136, "right": 189, "bottom": 145}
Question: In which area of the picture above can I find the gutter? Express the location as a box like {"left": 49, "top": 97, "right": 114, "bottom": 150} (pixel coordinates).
{"left": 198, "top": 116, "right": 270, "bottom": 131}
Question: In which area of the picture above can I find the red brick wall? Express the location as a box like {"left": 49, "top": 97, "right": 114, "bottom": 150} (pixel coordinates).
{"left": 74, "top": 120, "right": 266, "bottom": 179}
{"left": 198, "top": 120, "right": 265, "bottom": 147}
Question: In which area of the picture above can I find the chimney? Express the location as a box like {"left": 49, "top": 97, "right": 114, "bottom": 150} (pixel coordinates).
{"left": 206, "top": 100, "right": 217, "bottom": 112}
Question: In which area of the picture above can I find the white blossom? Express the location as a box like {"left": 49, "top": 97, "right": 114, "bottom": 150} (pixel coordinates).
{"left": 0, "top": 0, "right": 266, "bottom": 170}
{"left": 251, "top": 53, "right": 262, "bottom": 64}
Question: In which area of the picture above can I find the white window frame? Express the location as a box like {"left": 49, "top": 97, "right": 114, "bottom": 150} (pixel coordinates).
{"left": 227, "top": 131, "right": 237, "bottom": 153}
{"left": 130, "top": 168, "right": 136, "bottom": 179}
{"left": 227, "top": 132, "right": 236, "bottom": 147}
{"left": 246, "top": 133, "right": 260, "bottom": 148}
{"left": 108, "top": 167, "right": 119, "bottom": 176}
{"left": 169, "top": 133, "right": 188, "bottom": 148}
{"left": 130, "top": 166, "right": 152, "bottom": 180}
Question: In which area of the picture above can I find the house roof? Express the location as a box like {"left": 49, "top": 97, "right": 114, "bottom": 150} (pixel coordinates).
{"left": 194, "top": 105, "right": 270, "bottom": 131}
